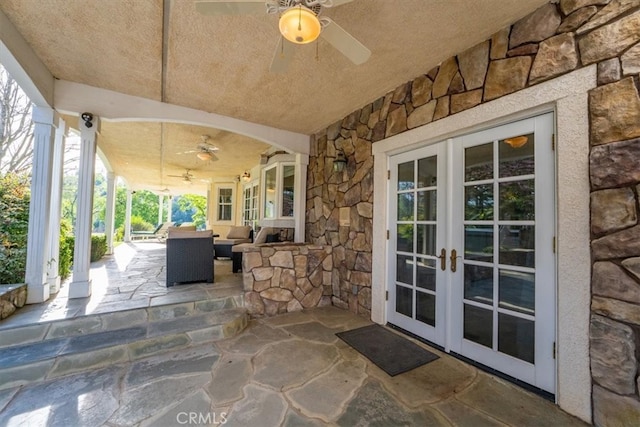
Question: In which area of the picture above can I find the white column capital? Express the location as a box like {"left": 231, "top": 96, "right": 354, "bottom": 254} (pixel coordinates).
{"left": 31, "top": 106, "right": 59, "bottom": 126}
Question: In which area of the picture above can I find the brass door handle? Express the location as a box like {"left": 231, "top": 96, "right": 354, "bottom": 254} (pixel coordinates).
{"left": 437, "top": 248, "right": 447, "bottom": 271}
{"left": 450, "top": 249, "right": 458, "bottom": 272}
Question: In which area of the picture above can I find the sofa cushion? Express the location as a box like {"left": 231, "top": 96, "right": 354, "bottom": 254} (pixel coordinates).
{"left": 226, "top": 225, "right": 251, "bottom": 239}
{"left": 253, "top": 227, "right": 272, "bottom": 244}
{"left": 168, "top": 229, "right": 213, "bottom": 239}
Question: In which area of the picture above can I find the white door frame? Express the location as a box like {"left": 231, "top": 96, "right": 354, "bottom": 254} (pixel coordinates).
{"left": 370, "top": 66, "right": 595, "bottom": 421}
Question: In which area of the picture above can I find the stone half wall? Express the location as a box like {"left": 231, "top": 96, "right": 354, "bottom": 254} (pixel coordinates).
{"left": 242, "top": 243, "right": 332, "bottom": 316}
{"left": 306, "top": 0, "right": 640, "bottom": 423}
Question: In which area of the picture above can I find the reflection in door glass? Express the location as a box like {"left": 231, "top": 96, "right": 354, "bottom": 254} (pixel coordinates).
{"left": 416, "top": 224, "right": 436, "bottom": 256}
{"left": 417, "top": 190, "right": 437, "bottom": 221}
{"left": 499, "top": 134, "right": 534, "bottom": 177}
{"left": 416, "top": 291, "right": 436, "bottom": 326}
{"left": 397, "top": 224, "right": 414, "bottom": 253}
{"left": 499, "top": 270, "right": 535, "bottom": 315}
{"left": 499, "top": 226, "right": 535, "bottom": 268}
{"left": 465, "top": 184, "right": 494, "bottom": 220}
{"left": 398, "top": 161, "right": 414, "bottom": 190}
{"left": 396, "top": 285, "right": 413, "bottom": 317}
{"left": 498, "top": 314, "right": 534, "bottom": 363}
{"left": 396, "top": 255, "right": 413, "bottom": 285}
{"left": 465, "top": 143, "right": 493, "bottom": 181}
{"left": 464, "top": 226, "right": 493, "bottom": 262}
{"left": 464, "top": 264, "right": 493, "bottom": 305}
{"left": 418, "top": 156, "right": 437, "bottom": 188}
{"left": 397, "top": 193, "right": 414, "bottom": 221}
{"left": 416, "top": 258, "right": 436, "bottom": 291}
{"left": 464, "top": 304, "right": 493, "bottom": 348}
{"left": 499, "top": 180, "right": 534, "bottom": 220}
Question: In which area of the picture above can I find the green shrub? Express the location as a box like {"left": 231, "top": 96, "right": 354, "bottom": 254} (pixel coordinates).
{"left": 115, "top": 225, "right": 124, "bottom": 242}
{"left": 90, "top": 234, "right": 107, "bottom": 262}
{"left": 58, "top": 219, "right": 74, "bottom": 279}
{"left": 131, "top": 215, "right": 154, "bottom": 232}
{"left": 0, "top": 173, "right": 30, "bottom": 284}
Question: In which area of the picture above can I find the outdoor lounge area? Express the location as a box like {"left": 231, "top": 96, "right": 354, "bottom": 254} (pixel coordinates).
{"left": 0, "top": 243, "right": 585, "bottom": 426}
{"left": 1, "top": 0, "right": 640, "bottom": 425}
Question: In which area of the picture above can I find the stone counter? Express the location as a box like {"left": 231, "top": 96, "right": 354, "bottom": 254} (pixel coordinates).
{"left": 242, "top": 243, "right": 332, "bottom": 316}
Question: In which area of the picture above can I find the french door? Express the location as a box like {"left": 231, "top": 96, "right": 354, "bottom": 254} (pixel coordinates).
{"left": 387, "top": 113, "right": 556, "bottom": 393}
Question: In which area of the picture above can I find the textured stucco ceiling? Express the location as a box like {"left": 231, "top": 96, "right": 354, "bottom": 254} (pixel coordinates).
{"left": 0, "top": 0, "right": 549, "bottom": 192}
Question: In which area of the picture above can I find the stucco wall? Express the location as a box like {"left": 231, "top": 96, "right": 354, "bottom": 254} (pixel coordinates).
{"left": 306, "top": 1, "right": 640, "bottom": 424}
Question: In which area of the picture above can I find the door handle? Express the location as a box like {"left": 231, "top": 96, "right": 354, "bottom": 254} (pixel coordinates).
{"left": 450, "top": 249, "right": 458, "bottom": 272}
{"left": 437, "top": 248, "right": 447, "bottom": 271}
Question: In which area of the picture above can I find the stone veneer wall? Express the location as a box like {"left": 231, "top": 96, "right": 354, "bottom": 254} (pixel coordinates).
{"left": 242, "top": 243, "right": 332, "bottom": 316}
{"left": 306, "top": 0, "right": 640, "bottom": 423}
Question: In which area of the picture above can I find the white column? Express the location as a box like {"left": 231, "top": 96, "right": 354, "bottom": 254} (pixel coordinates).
{"left": 25, "top": 107, "right": 57, "bottom": 304}
{"left": 69, "top": 113, "right": 100, "bottom": 298}
{"left": 124, "top": 190, "right": 132, "bottom": 242}
{"left": 294, "top": 153, "right": 309, "bottom": 242}
{"left": 104, "top": 172, "right": 116, "bottom": 254}
{"left": 46, "top": 116, "right": 67, "bottom": 295}
{"left": 158, "top": 194, "right": 164, "bottom": 225}
{"left": 167, "top": 196, "right": 172, "bottom": 222}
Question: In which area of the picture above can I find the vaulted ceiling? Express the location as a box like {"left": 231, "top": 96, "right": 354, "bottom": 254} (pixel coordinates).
{"left": 0, "top": 0, "right": 548, "bottom": 193}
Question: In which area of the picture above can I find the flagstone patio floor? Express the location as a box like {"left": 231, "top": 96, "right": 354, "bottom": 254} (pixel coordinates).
{"left": 0, "top": 242, "right": 588, "bottom": 426}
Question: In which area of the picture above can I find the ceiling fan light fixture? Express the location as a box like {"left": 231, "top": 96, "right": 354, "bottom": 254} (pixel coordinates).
{"left": 503, "top": 135, "right": 529, "bottom": 148}
{"left": 197, "top": 151, "right": 213, "bottom": 161}
{"left": 279, "top": 5, "right": 321, "bottom": 44}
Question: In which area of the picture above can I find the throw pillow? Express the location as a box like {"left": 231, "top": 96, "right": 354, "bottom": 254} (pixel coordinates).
{"left": 226, "top": 225, "right": 251, "bottom": 239}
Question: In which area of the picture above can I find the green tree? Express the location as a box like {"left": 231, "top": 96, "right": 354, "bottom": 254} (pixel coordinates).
{"left": 0, "top": 173, "right": 30, "bottom": 284}
{"left": 175, "top": 194, "right": 207, "bottom": 229}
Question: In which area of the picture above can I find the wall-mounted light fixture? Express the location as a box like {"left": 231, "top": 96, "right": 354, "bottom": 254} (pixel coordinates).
{"left": 81, "top": 112, "right": 94, "bottom": 128}
{"left": 241, "top": 171, "right": 251, "bottom": 182}
{"left": 333, "top": 150, "right": 347, "bottom": 173}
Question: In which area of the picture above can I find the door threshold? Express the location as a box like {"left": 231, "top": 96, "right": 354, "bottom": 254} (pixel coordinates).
{"left": 387, "top": 322, "right": 555, "bottom": 403}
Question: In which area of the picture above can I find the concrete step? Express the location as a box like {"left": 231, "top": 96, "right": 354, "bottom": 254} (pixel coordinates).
{"left": 0, "top": 295, "right": 248, "bottom": 390}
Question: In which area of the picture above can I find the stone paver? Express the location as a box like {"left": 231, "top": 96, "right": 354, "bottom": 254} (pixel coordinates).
{"left": 0, "top": 244, "right": 588, "bottom": 426}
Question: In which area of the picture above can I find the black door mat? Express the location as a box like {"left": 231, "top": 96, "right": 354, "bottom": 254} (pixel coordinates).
{"left": 336, "top": 324, "right": 439, "bottom": 376}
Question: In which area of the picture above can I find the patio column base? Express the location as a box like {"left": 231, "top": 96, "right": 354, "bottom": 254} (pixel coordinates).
{"left": 69, "top": 279, "right": 92, "bottom": 299}
{"left": 47, "top": 276, "right": 61, "bottom": 294}
{"left": 26, "top": 282, "right": 50, "bottom": 304}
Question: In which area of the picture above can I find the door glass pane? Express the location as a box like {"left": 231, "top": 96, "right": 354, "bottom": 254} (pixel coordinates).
{"left": 465, "top": 143, "right": 493, "bottom": 181}
{"left": 396, "top": 285, "right": 413, "bottom": 317}
{"left": 418, "top": 156, "right": 437, "bottom": 188}
{"left": 465, "top": 226, "right": 493, "bottom": 262}
{"left": 396, "top": 224, "right": 414, "bottom": 253}
{"left": 416, "top": 257, "right": 436, "bottom": 291}
{"left": 282, "top": 165, "right": 295, "bottom": 217}
{"left": 417, "top": 190, "right": 436, "bottom": 221}
{"left": 465, "top": 184, "right": 494, "bottom": 220}
{"left": 499, "top": 226, "right": 535, "bottom": 268}
{"left": 499, "top": 270, "right": 535, "bottom": 315}
{"left": 416, "top": 224, "right": 436, "bottom": 256}
{"left": 398, "top": 161, "right": 414, "bottom": 190}
{"left": 464, "top": 264, "right": 493, "bottom": 306}
{"left": 499, "top": 134, "right": 534, "bottom": 177}
{"left": 416, "top": 291, "right": 435, "bottom": 326}
{"left": 464, "top": 305, "right": 493, "bottom": 348}
{"left": 499, "top": 180, "right": 534, "bottom": 220}
{"left": 498, "top": 314, "right": 534, "bottom": 363}
{"left": 397, "top": 193, "right": 414, "bottom": 221}
{"left": 396, "top": 255, "right": 413, "bottom": 285}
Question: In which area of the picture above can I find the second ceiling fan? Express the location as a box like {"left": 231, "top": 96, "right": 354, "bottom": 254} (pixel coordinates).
{"left": 195, "top": 0, "right": 371, "bottom": 72}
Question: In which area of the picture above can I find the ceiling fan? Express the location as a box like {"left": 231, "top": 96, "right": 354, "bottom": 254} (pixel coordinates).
{"left": 195, "top": 0, "right": 371, "bottom": 72}
{"left": 168, "top": 169, "right": 197, "bottom": 184}
{"left": 176, "top": 135, "right": 220, "bottom": 161}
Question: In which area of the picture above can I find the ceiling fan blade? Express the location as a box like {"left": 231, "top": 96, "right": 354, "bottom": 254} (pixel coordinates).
{"left": 320, "top": 19, "right": 371, "bottom": 65}
{"left": 195, "top": 0, "right": 266, "bottom": 15}
{"left": 270, "top": 37, "right": 295, "bottom": 73}
{"left": 326, "top": 0, "right": 354, "bottom": 6}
